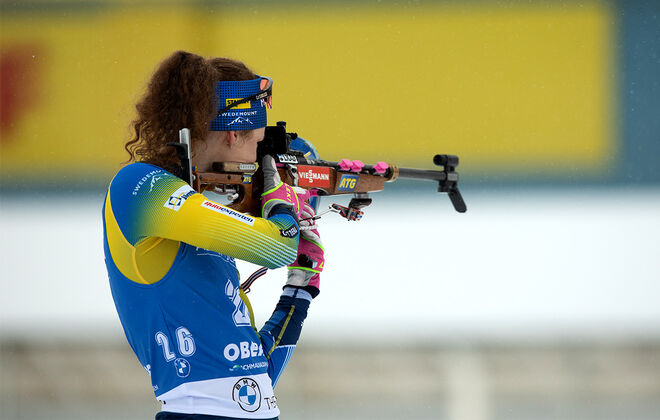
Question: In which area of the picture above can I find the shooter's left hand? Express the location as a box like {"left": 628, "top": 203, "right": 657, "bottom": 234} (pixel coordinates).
{"left": 287, "top": 202, "right": 324, "bottom": 297}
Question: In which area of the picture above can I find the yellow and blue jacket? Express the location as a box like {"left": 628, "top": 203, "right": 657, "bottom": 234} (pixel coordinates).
{"left": 102, "top": 162, "right": 311, "bottom": 418}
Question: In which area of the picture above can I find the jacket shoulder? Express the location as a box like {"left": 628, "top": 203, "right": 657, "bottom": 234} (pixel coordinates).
{"left": 109, "top": 163, "right": 171, "bottom": 197}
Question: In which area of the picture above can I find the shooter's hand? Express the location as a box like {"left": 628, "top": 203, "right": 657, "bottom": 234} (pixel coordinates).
{"left": 287, "top": 202, "right": 324, "bottom": 298}
{"left": 261, "top": 155, "right": 309, "bottom": 219}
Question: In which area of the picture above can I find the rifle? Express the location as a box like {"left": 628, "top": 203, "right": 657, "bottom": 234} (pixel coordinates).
{"left": 169, "top": 121, "right": 467, "bottom": 221}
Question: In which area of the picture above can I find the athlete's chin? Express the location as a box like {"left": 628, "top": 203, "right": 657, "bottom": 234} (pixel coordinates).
{"left": 237, "top": 154, "right": 257, "bottom": 164}
{"left": 243, "top": 151, "right": 258, "bottom": 163}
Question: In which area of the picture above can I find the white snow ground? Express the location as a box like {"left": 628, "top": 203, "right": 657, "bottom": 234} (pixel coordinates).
{"left": 1, "top": 187, "right": 659, "bottom": 342}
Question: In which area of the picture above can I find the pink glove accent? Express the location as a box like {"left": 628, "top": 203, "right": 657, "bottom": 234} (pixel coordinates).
{"left": 290, "top": 232, "right": 324, "bottom": 273}
{"left": 338, "top": 159, "right": 352, "bottom": 171}
{"left": 261, "top": 155, "right": 309, "bottom": 219}
{"left": 307, "top": 272, "right": 321, "bottom": 293}
{"left": 350, "top": 160, "right": 364, "bottom": 173}
{"left": 287, "top": 203, "right": 324, "bottom": 295}
{"left": 261, "top": 181, "right": 303, "bottom": 219}
{"left": 373, "top": 162, "right": 389, "bottom": 174}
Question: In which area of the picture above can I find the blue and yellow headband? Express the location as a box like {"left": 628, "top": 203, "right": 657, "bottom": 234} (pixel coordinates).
{"left": 211, "top": 76, "right": 273, "bottom": 131}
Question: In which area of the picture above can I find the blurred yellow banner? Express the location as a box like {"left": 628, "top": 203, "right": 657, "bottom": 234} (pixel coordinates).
{"left": 0, "top": 1, "right": 614, "bottom": 180}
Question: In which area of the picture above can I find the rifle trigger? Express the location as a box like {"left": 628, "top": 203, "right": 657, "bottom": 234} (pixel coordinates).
{"left": 299, "top": 205, "right": 338, "bottom": 225}
{"left": 330, "top": 203, "right": 364, "bottom": 222}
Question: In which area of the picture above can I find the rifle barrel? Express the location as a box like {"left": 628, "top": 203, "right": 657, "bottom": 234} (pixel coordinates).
{"left": 396, "top": 167, "right": 449, "bottom": 182}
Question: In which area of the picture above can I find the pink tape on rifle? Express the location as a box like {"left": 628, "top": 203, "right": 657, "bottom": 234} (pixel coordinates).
{"left": 373, "top": 162, "right": 389, "bottom": 174}
{"left": 338, "top": 159, "right": 352, "bottom": 171}
{"left": 350, "top": 160, "right": 364, "bottom": 173}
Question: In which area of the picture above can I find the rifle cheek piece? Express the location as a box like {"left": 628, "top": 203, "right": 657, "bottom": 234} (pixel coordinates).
{"left": 167, "top": 128, "right": 194, "bottom": 186}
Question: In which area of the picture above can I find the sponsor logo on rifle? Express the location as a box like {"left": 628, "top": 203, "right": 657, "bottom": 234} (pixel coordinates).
{"left": 238, "top": 163, "right": 258, "bottom": 172}
{"left": 337, "top": 174, "right": 359, "bottom": 191}
{"left": 277, "top": 154, "right": 298, "bottom": 164}
{"left": 242, "top": 175, "right": 252, "bottom": 184}
{"left": 280, "top": 225, "right": 299, "bottom": 238}
{"left": 298, "top": 165, "right": 331, "bottom": 188}
{"left": 163, "top": 185, "right": 196, "bottom": 211}
{"left": 201, "top": 200, "right": 255, "bottom": 226}
{"left": 232, "top": 378, "right": 262, "bottom": 412}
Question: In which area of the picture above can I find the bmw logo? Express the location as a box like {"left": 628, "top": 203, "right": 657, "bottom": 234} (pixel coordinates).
{"left": 173, "top": 358, "right": 190, "bottom": 378}
{"left": 232, "top": 378, "right": 261, "bottom": 412}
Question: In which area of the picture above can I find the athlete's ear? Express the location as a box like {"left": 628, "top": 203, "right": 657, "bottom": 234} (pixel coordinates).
{"left": 226, "top": 131, "right": 238, "bottom": 148}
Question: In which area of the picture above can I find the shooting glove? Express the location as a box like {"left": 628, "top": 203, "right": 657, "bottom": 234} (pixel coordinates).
{"left": 261, "top": 155, "right": 309, "bottom": 219}
{"left": 287, "top": 203, "right": 324, "bottom": 298}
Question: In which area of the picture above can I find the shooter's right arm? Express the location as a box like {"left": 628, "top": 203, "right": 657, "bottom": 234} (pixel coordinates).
{"left": 105, "top": 163, "right": 299, "bottom": 269}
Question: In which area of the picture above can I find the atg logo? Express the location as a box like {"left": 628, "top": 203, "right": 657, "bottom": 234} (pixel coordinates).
{"left": 337, "top": 174, "right": 359, "bottom": 192}
{"left": 232, "top": 378, "right": 262, "bottom": 412}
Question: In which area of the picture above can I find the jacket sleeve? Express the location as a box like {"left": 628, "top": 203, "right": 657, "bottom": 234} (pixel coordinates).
{"left": 107, "top": 163, "right": 299, "bottom": 269}
{"left": 258, "top": 287, "right": 312, "bottom": 387}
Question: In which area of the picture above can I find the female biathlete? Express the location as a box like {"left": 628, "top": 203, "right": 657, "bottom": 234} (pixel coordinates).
{"left": 102, "top": 51, "right": 324, "bottom": 420}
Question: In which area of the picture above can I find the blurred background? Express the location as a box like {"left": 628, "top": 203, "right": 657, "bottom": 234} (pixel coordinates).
{"left": 1, "top": 0, "right": 659, "bottom": 419}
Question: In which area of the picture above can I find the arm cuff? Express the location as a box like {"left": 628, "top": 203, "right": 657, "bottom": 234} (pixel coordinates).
{"left": 282, "top": 286, "right": 313, "bottom": 302}
{"left": 269, "top": 203, "right": 297, "bottom": 220}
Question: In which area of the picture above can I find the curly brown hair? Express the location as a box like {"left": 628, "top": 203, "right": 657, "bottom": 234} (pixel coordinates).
{"left": 124, "top": 51, "right": 257, "bottom": 170}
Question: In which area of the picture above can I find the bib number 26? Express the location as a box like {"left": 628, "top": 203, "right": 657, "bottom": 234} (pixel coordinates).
{"left": 155, "top": 326, "right": 196, "bottom": 361}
